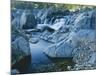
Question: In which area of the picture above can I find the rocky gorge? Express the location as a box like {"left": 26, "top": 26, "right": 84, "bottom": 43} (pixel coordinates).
{"left": 11, "top": 2, "right": 96, "bottom": 74}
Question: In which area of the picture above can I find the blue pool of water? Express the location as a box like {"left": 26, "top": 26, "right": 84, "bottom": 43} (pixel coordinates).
{"left": 30, "top": 39, "right": 53, "bottom": 65}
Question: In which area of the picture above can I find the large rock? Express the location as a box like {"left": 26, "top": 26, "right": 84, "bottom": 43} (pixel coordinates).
{"left": 12, "top": 36, "right": 30, "bottom": 56}
{"left": 11, "top": 18, "right": 31, "bottom": 72}
{"left": 45, "top": 43, "right": 73, "bottom": 58}
{"left": 74, "top": 9, "right": 96, "bottom": 30}
{"left": 11, "top": 13, "right": 21, "bottom": 30}
{"left": 72, "top": 42, "right": 96, "bottom": 70}
{"left": 44, "top": 29, "right": 96, "bottom": 58}
{"left": 11, "top": 33, "right": 31, "bottom": 73}
{"left": 44, "top": 38, "right": 73, "bottom": 58}
{"left": 69, "top": 29, "right": 96, "bottom": 70}
{"left": 67, "top": 29, "right": 96, "bottom": 48}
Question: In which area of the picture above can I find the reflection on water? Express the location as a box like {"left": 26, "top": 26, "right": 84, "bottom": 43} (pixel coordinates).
{"left": 12, "top": 39, "right": 74, "bottom": 74}
{"left": 28, "top": 39, "right": 74, "bottom": 73}
{"left": 30, "top": 39, "right": 53, "bottom": 64}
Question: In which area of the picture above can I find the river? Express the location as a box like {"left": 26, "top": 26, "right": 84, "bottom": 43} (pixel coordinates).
{"left": 30, "top": 39, "right": 53, "bottom": 64}
{"left": 23, "top": 38, "right": 74, "bottom": 73}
